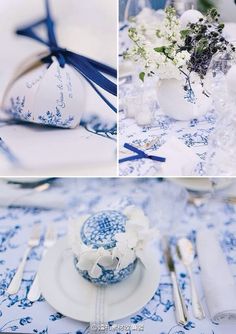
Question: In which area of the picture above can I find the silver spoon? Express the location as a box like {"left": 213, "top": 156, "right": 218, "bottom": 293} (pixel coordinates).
{"left": 177, "top": 238, "right": 205, "bottom": 320}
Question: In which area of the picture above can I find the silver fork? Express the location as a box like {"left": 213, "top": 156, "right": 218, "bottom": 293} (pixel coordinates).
{"left": 7, "top": 225, "right": 41, "bottom": 295}
{"left": 27, "top": 225, "right": 57, "bottom": 301}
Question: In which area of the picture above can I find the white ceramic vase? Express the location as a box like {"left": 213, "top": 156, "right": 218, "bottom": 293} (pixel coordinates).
{"left": 156, "top": 77, "right": 212, "bottom": 121}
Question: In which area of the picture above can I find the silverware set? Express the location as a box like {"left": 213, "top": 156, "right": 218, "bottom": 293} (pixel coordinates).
{"left": 162, "top": 236, "right": 205, "bottom": 325}
{"left": 7, "top": 225, "right": 57, "bottom": 301}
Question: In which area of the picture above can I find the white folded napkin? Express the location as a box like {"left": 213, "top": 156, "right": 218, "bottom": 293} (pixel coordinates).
{"left": 0, "top": 181, "right": 66, "bottom": 209}
{"left": 197, "top": 230, "right": 236, "bottom": 322}
{"left": 157, "top": 136, "right": 199, "bottom": 176}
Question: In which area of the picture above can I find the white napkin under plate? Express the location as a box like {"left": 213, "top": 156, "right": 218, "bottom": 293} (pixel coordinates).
{"left": 197, "top": 230, "right": 236, "bottom": 322}
{"left": 0, "top": 181, "right": 67, "bottom": 209}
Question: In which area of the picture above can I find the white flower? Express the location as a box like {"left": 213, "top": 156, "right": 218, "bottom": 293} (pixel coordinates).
{"left": 114, "top": 206, "right": 159, "bottom": 268}
{"left": 124, "top": 205, "right": 149, "bottom": 228}
{"left": 112, "top": 242, "right": 136, "bottom": 270}
{"left": 126, "top": 7, "right": 190, "bottom": 80}
{"left": 76, "top": 245, "right": 113, "bottom": 279}
{"left": 68, "top": 215, "right": 90, "bottom": 257}
{"left": 174, "top": 51, "right": 191, "bottom": 67}
{"left": 69, "top": 207, "right": 158, "bottom": 276}
{"left": 69, "top": 215, "right": 118, "bottom": 278}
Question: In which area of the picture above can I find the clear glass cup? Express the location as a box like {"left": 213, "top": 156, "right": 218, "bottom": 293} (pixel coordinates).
{"left": 145, "top": 180, "right": 188, "bottom": 235}
{"left": 205, "top": 53, "right": 236, "bottom": 175}
{"left": 124, "top": 0, "right": 152, "bottom": 21}
{"left": 165, "top": 0, "right": 197, "bottom": 15}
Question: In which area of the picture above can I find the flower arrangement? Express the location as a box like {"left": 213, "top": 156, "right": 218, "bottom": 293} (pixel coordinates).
{"left": 125, "top": 7, "right": 236, "bottom": 99}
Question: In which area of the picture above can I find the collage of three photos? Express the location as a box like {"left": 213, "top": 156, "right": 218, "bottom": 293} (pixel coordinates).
{"left": 0, "top": 1, "right": 236, "bottom": 334}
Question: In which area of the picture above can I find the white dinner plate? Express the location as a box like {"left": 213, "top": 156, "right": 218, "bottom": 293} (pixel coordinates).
{"left": 171, "top": 178, "right": 233, "bottom": 192}
{"left": 38, "top": 238, "right": 160, "bottom": 323}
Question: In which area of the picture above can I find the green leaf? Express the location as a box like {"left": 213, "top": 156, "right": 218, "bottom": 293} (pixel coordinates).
{"left": 154, "top": 46, "right": 166, "bottom": 53}
{"left": 180, "top": 29, "right": 190, "bottom": 38}
{"left": 139, "top": 72, "right": 145, "bottom": 82}
{"left": 197, "top": 0, "right": 214, "bottom": 13}
{"left": 209, "top": 7, "right": 218, "bottom": 18}
{"left": 156, "top": 29, "right": 161, "bottom": 38}
{"left": 196, "top": 39, "right": 208, "bottom": 53}
{"left": 218, "top": 23, "right": 225, "bottom": 30}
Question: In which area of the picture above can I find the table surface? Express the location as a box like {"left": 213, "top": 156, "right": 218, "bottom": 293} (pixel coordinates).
{"left": 1, "top": 178, "right": 236, "bottom": 334}
{"left": 119, "top": 25, "right": 217, "bottom": 177}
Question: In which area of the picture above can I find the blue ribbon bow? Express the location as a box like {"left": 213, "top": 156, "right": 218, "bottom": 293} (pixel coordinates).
{"left": 119, "top": 143, "right": 166, "bottom": 163}
{"left": 16, "top": 0, "right": 117, "bottom": 113}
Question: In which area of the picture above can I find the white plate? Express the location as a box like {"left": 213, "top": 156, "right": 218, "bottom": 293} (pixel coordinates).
{"left": 171, "top": 178, "right": 233, "bottom": 192}
{"left": 38, "top": 238, "right": 160, "bottom": 322}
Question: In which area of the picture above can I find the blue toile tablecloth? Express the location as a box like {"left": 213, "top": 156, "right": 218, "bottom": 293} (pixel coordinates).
{"left": 1, "top": 178, "right": 236, "bottom": 334}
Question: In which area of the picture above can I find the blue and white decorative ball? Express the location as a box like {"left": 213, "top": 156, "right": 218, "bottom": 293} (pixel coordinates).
{"left": 74, "top": 210, "right": 138, "bottom": 286}
{"left": 80, "top": 210, "right": 126, "bottom": 249}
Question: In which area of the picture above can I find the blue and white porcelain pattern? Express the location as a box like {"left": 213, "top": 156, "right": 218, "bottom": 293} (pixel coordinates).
{"left": 81, "top": 210, "right": 126, "bottom": 249}
{"left": 119, "top": 26, "right": 216, "bottom": 177}
{"left": 75, "top": 257, "right": 138, "bottom": 286}
{"left": 1, "top": 178, "right": 236, "bottom": 334}
{"left": 78, "top": 210, "right": 136, "bottom": 285}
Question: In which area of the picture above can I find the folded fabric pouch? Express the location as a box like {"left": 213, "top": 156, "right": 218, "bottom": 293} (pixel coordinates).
{"left": 2, "top": 0, "right": 117, "bottom": 129}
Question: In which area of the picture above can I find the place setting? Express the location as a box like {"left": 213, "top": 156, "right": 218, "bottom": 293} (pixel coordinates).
{"left": 119, "top": 0, "right": 236, "bottom": 177}
{"left": 1, "top": 177, "right": 236, "bottom": 334}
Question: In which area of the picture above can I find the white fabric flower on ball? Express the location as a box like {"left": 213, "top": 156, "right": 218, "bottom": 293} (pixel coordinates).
{"left": 76, "top": 245, "right": 112, "bottom": 279}
{"left": 114, "top": 206, "right": 158, "bottom": 268}
{"left": 69, "top": 207, "right": 158, "bottom": 276}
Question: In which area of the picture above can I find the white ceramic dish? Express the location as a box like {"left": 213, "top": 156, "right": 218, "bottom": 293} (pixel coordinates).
{"left": 171, "top": 178, "right": 233, "bottom": 192}
{"left": 38, "top": 238, "right": 160, "bottom": 323}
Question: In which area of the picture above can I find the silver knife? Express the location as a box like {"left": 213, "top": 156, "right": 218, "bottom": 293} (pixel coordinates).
{"left": 162, "top": 236, "right": 189, "bottom": 325}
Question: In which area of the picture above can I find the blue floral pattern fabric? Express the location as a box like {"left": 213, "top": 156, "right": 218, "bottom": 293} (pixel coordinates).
{"left": 0, "top": 178, "right": 236, "bottom": 334}
{"left": 119, "top": 108, "right": 216, "bottom": 176}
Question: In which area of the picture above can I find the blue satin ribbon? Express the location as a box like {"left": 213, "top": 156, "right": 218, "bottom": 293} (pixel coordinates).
{"left": 16, "top": 0, "right": 117, "bottom": 113}
{"left": 119, "top": 143, "right": 166, "bottom": 163}
{"left": 0, "top": 138, "right": 21, "bottom": 166}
